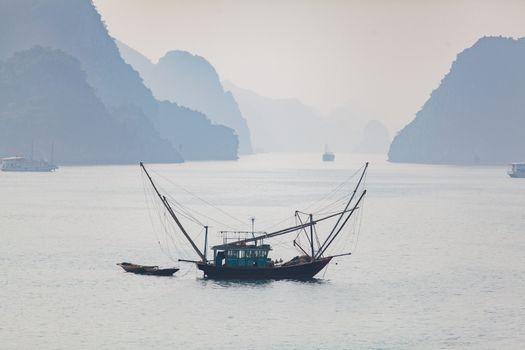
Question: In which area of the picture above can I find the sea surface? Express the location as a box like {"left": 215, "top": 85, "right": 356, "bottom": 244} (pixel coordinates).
{"left": 1, "top": 153, "right": 524, "bottom": 349}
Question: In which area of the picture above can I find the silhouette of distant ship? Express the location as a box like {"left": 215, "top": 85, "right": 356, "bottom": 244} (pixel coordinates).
{"left": 1, "top": 156, "right": 58, "bottom": 172}
{"left": 508, "top": 162, "right": 525, "bottom": 178}
{"left": 322, "top": 145, "right": 335, "bottom": 162}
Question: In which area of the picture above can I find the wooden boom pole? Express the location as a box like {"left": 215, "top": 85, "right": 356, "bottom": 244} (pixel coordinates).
{"left": 316, "top": 162, "right": 368, "bottom": 258}
{"left": 140, "top": 162, "right": 206, "bottom": 262}
{"left": 316, "top": 189, "right": 366, "bottom": 258}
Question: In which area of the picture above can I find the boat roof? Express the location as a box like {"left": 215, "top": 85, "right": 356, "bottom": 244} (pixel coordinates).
{"left": 212, "top": 243, "right": 272, "bottom": 251}
{"left": 1, "top": 156, "right": 25, "bottom": 161}
{"left": 511, "top": 162, "right": 525, "bottom": 165}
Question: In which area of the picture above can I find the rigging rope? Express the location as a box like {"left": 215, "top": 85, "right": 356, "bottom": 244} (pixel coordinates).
{"left": 140, "top": 163, "right": 368, "bottom": 262}
{"left": 149, "top": 168, "right": 248, "bottom": 226}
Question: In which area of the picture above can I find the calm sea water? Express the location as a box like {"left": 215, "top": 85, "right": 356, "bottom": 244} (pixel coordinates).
{"left": 1, "top": 153, "right": 524, "bottom": 349}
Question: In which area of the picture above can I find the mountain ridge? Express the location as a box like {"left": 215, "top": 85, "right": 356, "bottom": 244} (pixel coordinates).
{"left": 0, "top": 0, "right": 239, "bottom": 162}
{"left": 117, "top": 41, "right": 253, "bottom": 154}
{"left": 0, "top": 46, "right": 181, "bottom": 164}
{"left": 389, "top": 36, "right": 525, "bottom": 165}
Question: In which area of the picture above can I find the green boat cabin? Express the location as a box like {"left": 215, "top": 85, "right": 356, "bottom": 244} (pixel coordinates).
{"left": 212, "top": 244, "right": 272, "bottom": 268}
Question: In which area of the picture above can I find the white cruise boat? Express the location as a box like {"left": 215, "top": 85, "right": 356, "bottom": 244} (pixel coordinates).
{"left": 1, "top": 156, "right": 58, "bottom": 172}
{"left": 508, "top": 163, "right": 525, "bottom": 178}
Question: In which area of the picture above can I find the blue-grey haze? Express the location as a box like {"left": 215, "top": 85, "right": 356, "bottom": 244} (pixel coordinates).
{"left": 0, "top": 0, "right": 238, "bottom": 163}
{"left": 224, "top": 81, "right": 391, "bottom": 154}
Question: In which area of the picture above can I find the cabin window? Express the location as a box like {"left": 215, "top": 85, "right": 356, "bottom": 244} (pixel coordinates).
{"left": 228, "top": 250, "right": 239, "bottom": 258}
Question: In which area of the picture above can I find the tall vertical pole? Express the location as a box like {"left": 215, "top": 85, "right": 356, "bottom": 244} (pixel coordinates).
{"left": 140, "top": 162, "right": 206, "bottom": 261}
{"left": 50, "top": 142, "right": 54, "bottom": 164}
{"left": 251, "top": 217, "right": 256, "bottom": 245}
{"left": 310, "top": 214, "right": 314, "bottom": 260}
{"left": 204, "top": 225, "right": 208, "bottom": 262}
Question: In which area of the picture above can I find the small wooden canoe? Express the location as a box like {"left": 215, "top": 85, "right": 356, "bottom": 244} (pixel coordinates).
{"left": 117, "top": 262, "right": 179, "bottom": 276}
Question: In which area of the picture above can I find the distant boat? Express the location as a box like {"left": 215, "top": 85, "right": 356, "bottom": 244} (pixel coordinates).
{"left": 1, "top": 156, "right": 58, "bottom": 172}
{"left": 117, "top": 262, "right": 179, "bottom": 276}
{"left": 140, "top": 161, "right": 368, "bottom": 280}
{"left": 508, "top": 162, "right": 525, "bottom": 178}
{"left": 322, "top": 145, "right": 335, "bottom": 162}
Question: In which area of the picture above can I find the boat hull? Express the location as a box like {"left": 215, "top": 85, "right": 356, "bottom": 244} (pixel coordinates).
{"left": 196, "top": 257, "right": 332, "bottom": 280}
{"left": 322, "top": 154, "right": 335, "bottom": 162}
{"left": 509, "top": 173, "right": 525, "bottom": 178}
{"left": 2, "top": 168, "right": 56, "bottom": 172}
{"left": 117, "top": 263, "right": 179, "bottom": 276}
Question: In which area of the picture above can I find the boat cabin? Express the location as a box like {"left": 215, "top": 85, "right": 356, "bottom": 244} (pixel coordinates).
{"left": 212, "top": 244, "right": 272, "bottom": 268}
{"left": 509, "top": 162, "right": 525, "bottom": 178}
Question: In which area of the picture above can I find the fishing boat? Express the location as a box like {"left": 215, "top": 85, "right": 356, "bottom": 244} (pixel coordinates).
{"left": 322, "top": 145, "right": 335, "bottom": 162}
{"left": 140, "top": 162, "right": 368, "bottom": 280}
{"left": 508, "top": 162, "right": 525, "bottom": 178}
{"left": 1, "top": 156, "right": 58, "bottom": 172}
{"left": 117, "top": 262, "right": 179, "bottom": 276}
{"left": 1, "top": 142, "right": 58, "bottom": 172}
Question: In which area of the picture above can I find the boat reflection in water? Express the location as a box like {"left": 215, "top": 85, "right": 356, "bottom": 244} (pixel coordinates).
{"left": 140, "top": 161, "right": 368, "bottom": 280}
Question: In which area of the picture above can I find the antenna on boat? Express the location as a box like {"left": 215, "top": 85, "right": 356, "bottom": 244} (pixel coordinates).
{"left": 250, "top": 217, "right": 256, "bottom": 240}
{"left": 309, "top": 214, "right": 315, "bottom": 259}
{"left": 140, "top": 162, "right": 206, "bottom": 262}
{"left": 204, "top": 225, "right": 208, "bottom": 262}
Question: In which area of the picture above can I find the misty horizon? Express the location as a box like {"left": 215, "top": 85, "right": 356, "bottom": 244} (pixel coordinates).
{"left": 94, "top": 0, "right": 525, "bottom": 133}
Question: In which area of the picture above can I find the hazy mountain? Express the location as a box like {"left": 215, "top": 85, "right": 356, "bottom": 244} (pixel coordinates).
{"left": 117, "top": 41, "right": 252, "bottom": 154}
{"left": 355, "top": 120, "right": 391, "bottom": 154}
{"left": 224, "top": 82, "right": 375, "bottom": 153}
{"left": 325, "top": 107, "right": 370, "bottom": 153}
{"left": 0, "top": 47, "right": 181, "bottom": 164}
{"left": 0, "top": 0, "right": 238, "bottom": 161}
{"left": 389, "top": 36, "right": 525, "bottom": 165}
{"left": 0, "top": 0, "right": 155, "bottom": 115}
{"left": 224, "top": 82, "right": 323, "bottom": 152}
{"left": 155, "top": 102, "right": 238, "bottom": 161}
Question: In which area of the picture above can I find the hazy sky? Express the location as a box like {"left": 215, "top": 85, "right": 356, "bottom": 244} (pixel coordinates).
{"left": 93, "top": 0, "right": 525, "bottom": 132}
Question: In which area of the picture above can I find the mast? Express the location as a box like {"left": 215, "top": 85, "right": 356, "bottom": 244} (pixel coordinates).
{"left": 251, "top": 217, "right": 256, "bottom": 244}
{"left": 204, "top": 225, "right": 208, "bottom": 261}
{"left": 295, "top": 211, "right": 313, "bottom": 256}
{"left": 316, "top": 189, "right": 366, "bottom": 258}
{"left": 309, "top": 213, "right": 314, "bottom": 259}
{"left": 316, "top": 162, "right": 368, "bottom": 258}
{"left": 140, "top": 162, "right": 206, "bottom": 262}
{"left": 227, "top": 208, "right": 359, "bottom": 246}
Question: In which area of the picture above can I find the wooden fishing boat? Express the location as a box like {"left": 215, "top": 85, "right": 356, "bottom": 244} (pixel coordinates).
{"left": 117, "top": 262, "right": 179, "bottom": 276}
{"left": 140, "top": 161, "right": 368, "bottom": 280}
